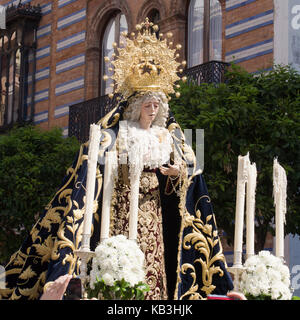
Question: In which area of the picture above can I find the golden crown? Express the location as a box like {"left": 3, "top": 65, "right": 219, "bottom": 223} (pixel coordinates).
{"left": 103, "top": 18, "right": 187, "bottom": 100}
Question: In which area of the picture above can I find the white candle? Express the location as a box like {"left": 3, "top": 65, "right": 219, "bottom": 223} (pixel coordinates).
{"left": 273, "top": 158, "right": 287, "bottom": 259}
{"left": 100, "top": 150, "right": 117, "bottom": 241}
{"left": 128, "top": 171, "right": 141, "bottom": 240}
{"left": 233, "top": 153, "right": 250, "bottom": 267}
{"left": 246, "top": 162, "right": 257, "bottom": 259}
{"left": 81, "top": 124, "right": 101, "bottom": 251}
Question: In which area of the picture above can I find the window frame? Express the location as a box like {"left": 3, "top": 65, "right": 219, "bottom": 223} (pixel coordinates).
{"left": 100, "top": 12, "right": 128, "bottom": 97}
{"left": 187, "top": 0, "right": 222, "bottom": 67}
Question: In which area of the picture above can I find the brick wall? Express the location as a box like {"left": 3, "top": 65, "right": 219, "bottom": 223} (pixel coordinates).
{"left": 224, "top": 0, "right": 274, "bottom": 73}
{"left": 0, "top": 0, "right": 276, "bottom": 132}
{"left": 1, "top": 0, "right": 86, "bottom": 135}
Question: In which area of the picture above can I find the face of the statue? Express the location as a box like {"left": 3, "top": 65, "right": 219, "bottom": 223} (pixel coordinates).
{"left": 139, "top": 98, "right": 160, "bottom": 124}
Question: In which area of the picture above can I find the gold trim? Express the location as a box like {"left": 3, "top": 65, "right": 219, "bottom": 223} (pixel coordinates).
{"left": 174, "top": 186, "right": 227, "bottom": 300}
{"left": 97, "top": 106, "right": 120, "bottom": 129}
{"left": 43, "top": 281, "right": 54, "bottom": 293}
{"left": 179, "top": 264, "right": 203, "bottom": 300}
{"left": 178, "top": 206, "right": 226, "bottom": 299}
{"left": 45, "top": 145, "right": 85, "bottom": 210}
{"left": 51, "top": 165, "right": 103, "bottom": 276}
{"left": 173, "top": 163, "right": 189, "bottom": 299}
{"left": 167, "top": 122, "right": 180, "bottom": 133}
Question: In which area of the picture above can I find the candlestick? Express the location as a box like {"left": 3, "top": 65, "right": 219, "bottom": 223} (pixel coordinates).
{"left": 246, "top": 162, "right": 257, "bottom": 259}
{"left": 81, "top": 124, "right": 101, "bottom": 251}
{"left": 273, "top": 158, "right": 287, "bottom": 259}
{"left": 233, "top": 153, "right": 250, "bottom": 267}
{"left": 74, "top": 249, "right": 95, "bottom": 299}
{"left": 100, "top": 150, "right": 118, "bottom": 241}
{"left": 227, "top": 265, "right": 245, "bottom": 292}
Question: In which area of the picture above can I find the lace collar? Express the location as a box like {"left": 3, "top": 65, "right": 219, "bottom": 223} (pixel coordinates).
{"left": 118, "top": 120, "right": 173, "bottom": 174}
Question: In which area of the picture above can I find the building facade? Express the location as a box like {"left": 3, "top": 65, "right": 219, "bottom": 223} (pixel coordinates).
{"left": 0, "top": 0, "right": 276, "bottom": 135}
{"left": 1, "top": 0, "right": 299, "bottom": 294}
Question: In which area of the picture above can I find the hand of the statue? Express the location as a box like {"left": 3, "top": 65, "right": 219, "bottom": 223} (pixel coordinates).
{"left": 159, "top": 164, "right": 180, "bottom": 178}
{"left": 227, "top": 291, "right": 247, "bottom": 300}
{"left": 40, "top": 274, "right": 72, "bottom": 300}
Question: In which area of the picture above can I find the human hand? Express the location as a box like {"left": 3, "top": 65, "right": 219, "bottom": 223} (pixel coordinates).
{"left": 159, "top": 164, "right": 179, "bottom": 177}
{"left": 40, "top": 274, "right": 72, "bottom": 300}
{"left": 227, "top": 291, "right": 247, "bottom": 300}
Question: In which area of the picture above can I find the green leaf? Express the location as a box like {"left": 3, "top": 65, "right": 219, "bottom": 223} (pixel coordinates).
{"left": 0, "top": 125, "right": 79, "bottom": 265}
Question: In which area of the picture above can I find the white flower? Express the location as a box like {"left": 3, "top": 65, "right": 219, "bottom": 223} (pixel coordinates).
{"left": 89, "top": 235, "right": 146, "bottom": 291}
{"left": 240, "top": 250, "right": 293, "bottom": 300}
{"left": 102, "top": 273, "right": 115, "bottom": 286}
{"left": 268, "top": 268, "right": 281, "bottom": 282}
{"left": 258, "top": 250, "right": 271, "bottom": 258}
{"left": 256, "top": 263, "right": 267, "bottom": 275}
{"left": 245, "top": 255, "right": 259, "bottom": 267}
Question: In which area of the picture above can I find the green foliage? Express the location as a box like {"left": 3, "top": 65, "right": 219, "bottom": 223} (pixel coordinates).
{"left": 245, "top": 293, "right": 272, "bottom": 300}
{"left": 170, "top": 64, "right": 300, "bottom": 251}
{"left": 87, "top": 277, "right": 149, "bottom": 300}
{"left": 0, "top": 124, "right": 80, "bottom": 265}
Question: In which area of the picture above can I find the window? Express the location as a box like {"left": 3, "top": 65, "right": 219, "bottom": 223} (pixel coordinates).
{"left": 0, "top": 3, "right": 41, "bottom": 131}
{"left": 100, "top": 13, "right": 128, "bottom": 96}
{"left": 187, "top": 0, "right": 222, "bottom": 68}
{"left": 209, "top": 0, "right": 222, "bottom": 61}
{"left": 147, "top": 9, "right": 160, "bottom": 38}
{"left": 0, "top": 30, "right": 31, "bottom": 127}
{"left": 188, "top": 0, "right": 204, "bottom": 67}
{"left": 147, "top": 9, "right": 160, "bottom": 24}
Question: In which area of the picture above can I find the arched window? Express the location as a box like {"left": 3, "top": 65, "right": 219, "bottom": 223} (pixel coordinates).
{"left": 188, "top": 0, "right": 204, "bottom": 68}
{"left": 100, "top": 13, "right": 128, "bottom": 96}
{"left": 146, "top": 9, "right": 160, "bottom": 38}
{"left": 0, "top": 3, "right": 41, "bottom": 130}
{"left": 187, "top": 0, "right": 222, "bottom": 68}
{"left": 147, "top": 9, "right": 160, "bottom": 24}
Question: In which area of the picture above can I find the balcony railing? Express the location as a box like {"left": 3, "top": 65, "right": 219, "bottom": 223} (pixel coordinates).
{"left": 183, "top": 60, "right": 229, "bottom": 85}
{"left": 6, "top": 2, "right": 42, "bottom": 23}
{"left": 68, "top": 94, "right": 120, "bottom": 144}
{"left": 68, "top": 60, "right": 230, "bottom": 143}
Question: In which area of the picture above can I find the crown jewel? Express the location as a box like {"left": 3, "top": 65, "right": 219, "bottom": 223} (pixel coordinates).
{"left": 103, "top": 18, "right": 186, "bottom": 100}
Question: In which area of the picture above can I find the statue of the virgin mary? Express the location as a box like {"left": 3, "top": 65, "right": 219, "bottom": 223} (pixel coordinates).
{"left": 0, "top": 18, "right": 233, "bottom": 300}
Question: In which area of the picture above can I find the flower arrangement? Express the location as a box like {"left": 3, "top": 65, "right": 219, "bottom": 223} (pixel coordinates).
{"left": 239, "top": 250, "right": 292, "bottom": 300}
{"left": 87, "top": 235, "right": 149, "bottom": 300}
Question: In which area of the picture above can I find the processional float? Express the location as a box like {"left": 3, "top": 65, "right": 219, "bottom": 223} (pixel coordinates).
{"left": 75, "top": 136, "right": 288, "bottom": 296}
{"left": 74, "top": 17, "right": 186, "bottom": 298}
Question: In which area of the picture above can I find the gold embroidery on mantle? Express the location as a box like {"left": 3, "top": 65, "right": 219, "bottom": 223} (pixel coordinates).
{"left": 1, "top": 146, "right": 103, "bottom": 300}
{"left": 180, "top": 264, "right": 202, "bottom": 300}
{"left": 97, "top": 106, "right": 120, "bottom": 129}
{"left": 177, "top": 196, "right": 226, "bottom": 300}
{"left": 52, "top": 167, "right": 102, "bottom": 275}
{"left": 15, "top": 271, "right": 47, "bottom": 300}
{"left": 44, "top": 145, "right": 86, "bottom": 210}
